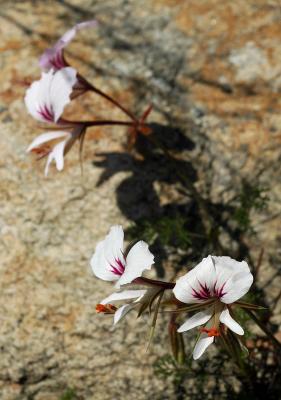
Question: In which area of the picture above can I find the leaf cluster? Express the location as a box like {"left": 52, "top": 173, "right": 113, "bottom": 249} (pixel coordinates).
{"left": 232, "top": 182, "right": 269, "bottom": 232}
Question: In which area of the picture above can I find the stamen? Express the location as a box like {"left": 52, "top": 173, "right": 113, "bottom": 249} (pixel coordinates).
{"left": 96, "top": 304, "right": 117, "bottom": 314}
{"left": 31, "top": 146, "right": 51, "bottom": 157}
{"left": 200, "top": 327, "right": 220, "bottom": 337}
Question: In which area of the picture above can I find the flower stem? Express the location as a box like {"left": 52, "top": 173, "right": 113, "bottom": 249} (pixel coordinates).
{"left": 85, "top": 120, "right": 134, "bottom": 127}
{"left": 78, "top": 75, "right": 137, "bottom": 122}
{"left": 134, "top": 276, "right": 175, "bottom": 289}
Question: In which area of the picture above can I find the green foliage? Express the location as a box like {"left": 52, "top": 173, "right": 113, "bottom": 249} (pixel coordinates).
{"left": 59, "top": 388, "right": 77, "bottom": 400}
{"left": 153, "top": 354, "right": 188, "bottom": 385}
{"left": 233, "top": 182, "right": 269, "bottom": 232}
{"left": 126, "top": 214, "right": 191, "bottom": 250}
{"left": 154, "top": 352, "right": 237, "bottom": 399}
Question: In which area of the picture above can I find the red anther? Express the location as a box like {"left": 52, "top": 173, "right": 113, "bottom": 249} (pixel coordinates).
{"left": 138, "top": 124, "right": 152, "bottom": 135}
{"left": 96, "top": 304, "right": 117, "bottom": 314}
{"left": 200, "top": 327, "right": 220, "bottom": 337}
{"left": 31, "top": 146, "right": 50, "bottom": 156}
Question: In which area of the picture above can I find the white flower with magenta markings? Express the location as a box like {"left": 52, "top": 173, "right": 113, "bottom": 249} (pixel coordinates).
{"left": 173, "top": 256, "right": 253, "bottom": 359}
{"left": 39, "top": 20, "right": 97, "bottom": 72}
{"left": 26, "top": 125, "right": 85, "bottom": 176}
{"left": 96, "top": 289, "right": 147, "bottom": 325}
{"left": 24, "top": 67, "right": 86, "bottom": 175}
{"left": 24, "top": 67, "right": 77, "bottom": 123}
{"left": 91, "top": 225, "right": 155, "bottom": 287}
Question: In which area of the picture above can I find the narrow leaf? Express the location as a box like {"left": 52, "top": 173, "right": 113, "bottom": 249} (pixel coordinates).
{"left": 161, "top": 299, "right": 214, "bottom": 314}
{"left": 146, "top": 290, "right": 164, "bottom": 351}
{"left": 235, "top": 301, "right": 266, "bottom": 310}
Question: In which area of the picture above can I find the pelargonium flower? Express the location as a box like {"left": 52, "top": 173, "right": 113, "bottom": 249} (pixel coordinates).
{"left": 91, "top": 225, "right": 155, "bottom": 287}
{"left": 96, "top": 289, "right": 147, "bottom": 325}
{"left": 24, "top": 67, "right": 85, "bottom": 175}
{"left": 26, "top": 125, "right": 85, "bottom": 176}
{"left": 173, "top": 256, "right": 253, "bottom": 360}
{"left": 39, "top": 20, "right": 97, "bottom": 72}
{"left": 24, "top": 67, "right": 77, "bottom": 123}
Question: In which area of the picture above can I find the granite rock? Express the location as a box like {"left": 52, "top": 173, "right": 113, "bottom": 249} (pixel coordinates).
{"left": 0, "top": 0, "right": 280, "bottom": 399}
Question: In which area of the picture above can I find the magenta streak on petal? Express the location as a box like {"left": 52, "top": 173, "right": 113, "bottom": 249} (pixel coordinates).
{"left": 51, "top": 51, "right": 67, "bottom": 70}
{"left": 192, "top": 280, "right": 211, "bottom": 300}
{"left": 192, "top": 288, "right": 210, "bottom": 300}
{"left": 191, "top": 280, "right": 227, "bottom": 300}
{"left": 199, "top": 281, "right": 211, "bottom": 297}
{"left": 109, "top": 258, "right": 125, "bottom": 276}
{"left": 38, "top": 105, "right": 55, "bottom": 122}
{"left": 213, "top": 281, "right": 227, "bottom": 298}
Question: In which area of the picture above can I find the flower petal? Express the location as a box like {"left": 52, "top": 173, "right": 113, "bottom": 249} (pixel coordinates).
{"left": 177, "top": 309, "right": 213, "bottom": 333}
{"left": 212, "top": 257, "right": 253, "bottom": 304}
{"left": 90, "top": 226, "right": 125, "bottom": 282}
{"left": 103, "top": 225, "right": 125, "bottom": 266}
{"left": 90, "top": 242, "right": 117, "bottom": 282}
{"left": 221, "top": 273, "right": 253, "bottom": 304}
{"left": 49, "top": 67, "right": 77, "bottom": 122}
{"left": 24, "top": 70, "right": 54, "bottom": 122}
{"left": 193, "top": 336, "right": 214, "bottom": 360}
{"left": 25, "top": 68, "right": 77, "bottom": 123}
{"left": 44, "top": 139, "right": 67, "bottom": 176}
{"left": 173, "top": 256, "right": 216, "bottom": 304}
{"left": 39, "top": 20, "right": 97, "bottom": 71}
{"left": 118, "top": 240, "right": 154, "bottom": 286}
{"left": 101, "top": 290, "right": 147, "bottom": 304}
{"left": 219, "top": 308, "right": 244, "bottom": 335}
{"left": 60, "top": 20, "right": 97, "bottom": 46}
{"left": 114, "top": 304, "right": 134, "bottom": 324}
{"left": 27, "top": 130, "right": 69, "bottom": 152}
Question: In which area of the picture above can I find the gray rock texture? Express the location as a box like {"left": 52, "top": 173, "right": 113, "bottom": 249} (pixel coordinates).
{"left": 0, "top": 0, "right": 280, "bottom": 399}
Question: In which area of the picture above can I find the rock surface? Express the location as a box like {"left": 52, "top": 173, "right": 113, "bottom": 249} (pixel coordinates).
{"left": 0, "top": 0, "right": 280, "bottom": 399}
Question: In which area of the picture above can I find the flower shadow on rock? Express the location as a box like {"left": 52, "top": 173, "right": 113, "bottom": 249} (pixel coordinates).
{"left": 93, "top": 122, "right": 212, "bottom": 278}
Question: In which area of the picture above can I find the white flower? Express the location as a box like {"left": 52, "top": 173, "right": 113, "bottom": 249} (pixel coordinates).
{"left": 26, "top": 125, "right": 84, "bottom": 176}
{"left": 96, "top": 289, "right": 147, "bottom": 325}
{"left": 96, "top": 286, "right": 162, "bottom": 325}
{"left": 24, "top": 67, "right": 77, "bottom": 123}
{"left": 39, "top": 20, "right": 97, "bottom": 71}
{"left": 90, "top": 225, "right": 155, "bottom": 287}
{"left": 173, "top": 255, "right": 253, "bottom": 359}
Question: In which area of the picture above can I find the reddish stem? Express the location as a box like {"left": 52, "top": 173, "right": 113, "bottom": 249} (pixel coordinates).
{"left": 85, "top": 120, "right": 134, "bottom": 127}
{"left": 134, "top": 276, "right": 175, "bottom": 289}
{"left": 59, "top": 118, "right": 134, "bottom": 128}
{"left": 78, "top": 75, "right": 137, "bottom": 122}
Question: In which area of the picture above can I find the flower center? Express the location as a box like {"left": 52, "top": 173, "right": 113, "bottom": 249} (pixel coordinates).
{"left": 192, "top": 280, "right": 227, "bottom": 301}
{"left": 96, "top": 304, "right": 117, "bottom": 314}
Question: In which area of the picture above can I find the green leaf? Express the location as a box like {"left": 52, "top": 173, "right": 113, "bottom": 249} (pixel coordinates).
{"left": 235, "top": 301, "right": 267, "bottom": 310}
{"left": 146, "top": 290, "right": 165, "bottom": 351}
{"left": 162, "top": 299, "right": 215, "bottom": 314}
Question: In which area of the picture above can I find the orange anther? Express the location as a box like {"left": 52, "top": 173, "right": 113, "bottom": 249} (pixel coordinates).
{"left": 200, "top": 327, "right": 220, "bottom": 337}
{"left": 96, "top": 304, "right": 117, "bottom": 314}
{"left": 138, "top": 124, "right": 152, "bottom": 135}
